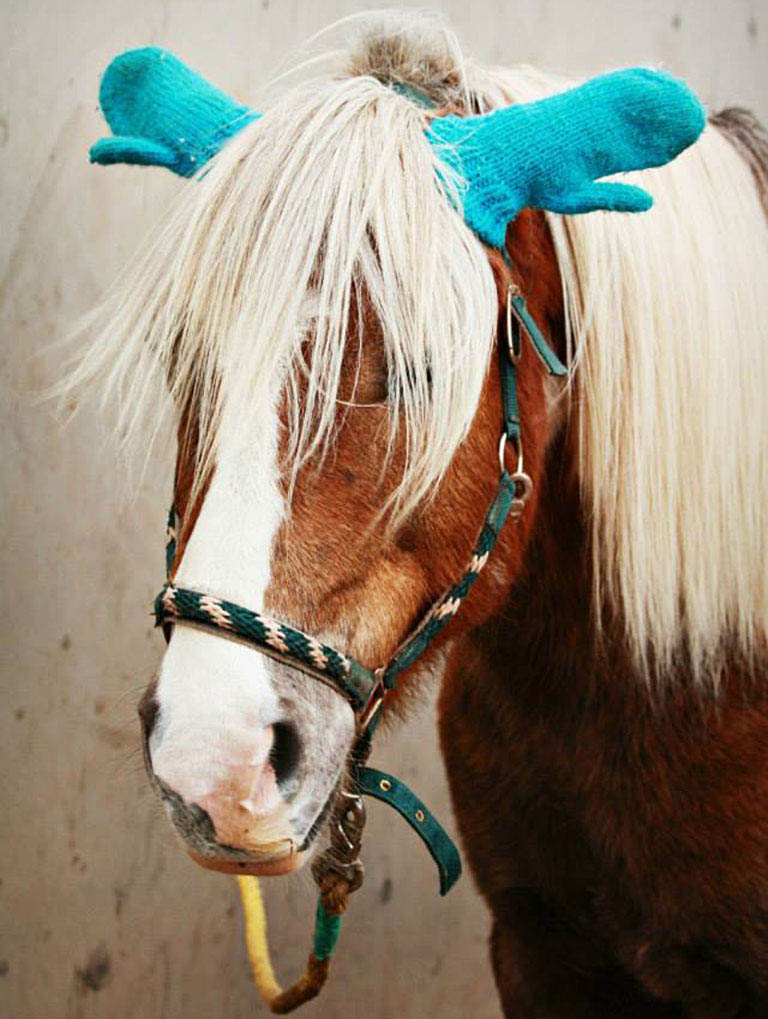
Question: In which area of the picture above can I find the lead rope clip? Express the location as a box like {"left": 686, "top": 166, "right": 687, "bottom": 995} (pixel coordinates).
{"left": 311, "top": 788, "right": 366, "bottom": 895}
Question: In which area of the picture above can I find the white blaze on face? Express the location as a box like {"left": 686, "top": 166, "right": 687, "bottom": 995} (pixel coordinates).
{"left": 149, "top": 399, "right": 291, "bottom": 847}
{"left": 149, "top": 395, "right": 356, "bottom": 854}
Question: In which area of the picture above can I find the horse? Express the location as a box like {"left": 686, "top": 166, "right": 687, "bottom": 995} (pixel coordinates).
{"left": 65, "top": 15, "right": 768, "bottom": 1018}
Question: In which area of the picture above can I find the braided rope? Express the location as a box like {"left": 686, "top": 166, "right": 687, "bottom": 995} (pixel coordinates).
{"left": 154, "top": 585, "right": 377, "bottom": 711}
{"left": 156, "top": 469, "right": 520, "bottom": 707}
{"left": 380, "top": 470, "right": 518, "bottom": 685}
{"left": 237, "top": 875, "right": 343, "bottom": 1014}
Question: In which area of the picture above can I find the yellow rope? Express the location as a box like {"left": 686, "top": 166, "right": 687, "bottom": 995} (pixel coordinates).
{"left": 236, "top": 875, "right": 336, "bottom": 1014}
{"left": 236, "top": 875, "right": 282, "bottom": 1006}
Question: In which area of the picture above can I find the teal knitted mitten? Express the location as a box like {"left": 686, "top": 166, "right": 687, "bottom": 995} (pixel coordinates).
{"left": 426, "top": 68, "right": 705, "bottom": 247}
{"left": 89, "top": 50, "right": 706, "bottom": 247}
{"left": 89, "top": 47, "right": 259, "bottom": 177}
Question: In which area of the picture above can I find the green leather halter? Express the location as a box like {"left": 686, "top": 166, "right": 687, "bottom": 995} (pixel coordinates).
{"left": 154, "top": 275, "right": 567, "bottom": 952}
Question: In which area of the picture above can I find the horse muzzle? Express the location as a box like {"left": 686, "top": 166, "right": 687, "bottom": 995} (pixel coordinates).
{"left": 138, "top": 680, "right": 312, "bottom": 870}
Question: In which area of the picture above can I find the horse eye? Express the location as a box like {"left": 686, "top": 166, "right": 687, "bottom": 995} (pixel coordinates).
{"left": 389, "top": 363, "right": 433, "bottom": 403}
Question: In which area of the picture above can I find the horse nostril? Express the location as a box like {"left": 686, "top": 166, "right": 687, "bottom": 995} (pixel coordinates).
{"left": 269, "top": 721, "right": 301, "bottom": 793}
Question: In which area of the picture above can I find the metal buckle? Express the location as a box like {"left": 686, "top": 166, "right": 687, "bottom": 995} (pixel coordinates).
{"left": 506, "top": 283, "right": 522, "bottom": 363}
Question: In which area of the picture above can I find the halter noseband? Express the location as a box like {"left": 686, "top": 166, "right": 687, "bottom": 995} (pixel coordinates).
{"left": 153, "top": 270, "right": 567, "bottom": 1011}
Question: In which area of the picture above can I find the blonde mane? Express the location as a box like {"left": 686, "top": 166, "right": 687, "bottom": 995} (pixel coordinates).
{"left": 554, "top": 124, "right": 768, "bottom": 683}
{"left": 60, "top": 14, "right": 497, "bottom": 524}
{"left": 61, "top": 12, "right": 768, "bottom": 684}
{"left": 480, "top": 63, "right": 768, "bottom": 682}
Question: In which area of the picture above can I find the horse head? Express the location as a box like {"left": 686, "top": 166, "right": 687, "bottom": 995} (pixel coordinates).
{"left": 86, "top": 43, "right": 704, "bottom": 875}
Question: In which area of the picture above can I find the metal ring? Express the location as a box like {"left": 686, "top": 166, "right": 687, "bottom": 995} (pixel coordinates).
{"left": 498, "top": 431, "right": 524, "bottom": 475}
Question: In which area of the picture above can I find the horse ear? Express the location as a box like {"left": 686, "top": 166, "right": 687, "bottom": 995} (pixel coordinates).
{"left": 426, "top": 67, "right": 706, "bottom": 248}
{"left": 89, "top": 47, "right": 260, "bottom": 177}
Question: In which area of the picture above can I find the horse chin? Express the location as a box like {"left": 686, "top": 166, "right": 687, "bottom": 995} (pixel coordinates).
{"left": 187, "top": 847, "right": 307, "bottom": 876}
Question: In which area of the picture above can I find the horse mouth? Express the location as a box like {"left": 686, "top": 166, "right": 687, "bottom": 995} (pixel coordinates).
{"left": 187, "top": 847, "right": 306, "bottom": 876}
{"left": 182, "top": 785, "right": 337, "bottom": 876}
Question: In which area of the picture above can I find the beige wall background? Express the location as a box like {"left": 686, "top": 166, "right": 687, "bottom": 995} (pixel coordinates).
{"left": 2, "top": 2, "right": 766, "bottom": 1017}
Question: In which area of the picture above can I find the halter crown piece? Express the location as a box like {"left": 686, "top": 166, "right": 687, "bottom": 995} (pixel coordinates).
{"left": 90, "top": 46, "right": 705, "bottom": 1013}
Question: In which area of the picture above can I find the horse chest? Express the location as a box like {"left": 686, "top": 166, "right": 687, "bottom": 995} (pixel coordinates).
{"left": 438, "top": 633, "right": 768, "bottom": 1012}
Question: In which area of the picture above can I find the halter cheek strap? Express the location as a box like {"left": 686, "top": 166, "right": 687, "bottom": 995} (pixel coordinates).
{"left": 154, "top": 278, "right": 567, "bottom": 1012}
{"left": 156, "top": 280, "right": 566, "bottom": 718}
{"left": 354, "top": 767, "right": 461, "bottom": 896}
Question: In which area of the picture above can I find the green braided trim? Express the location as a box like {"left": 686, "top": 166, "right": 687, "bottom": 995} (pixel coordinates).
{"left": 381, "top": 471, "right": 518, "bottom": 686}
{"left": 158, "top": 470, "right": 519, "bottom": 704}
{"left": 154, "top": 585, "right": 377, "bottom": 711}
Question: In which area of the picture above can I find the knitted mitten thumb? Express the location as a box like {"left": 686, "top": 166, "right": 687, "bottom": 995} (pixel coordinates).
{"left": 89, "top": 47, "right": 259, "bottom": 177}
